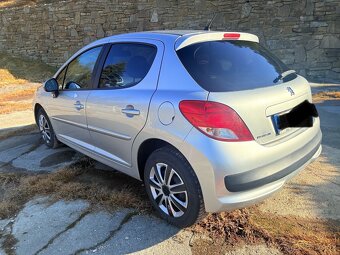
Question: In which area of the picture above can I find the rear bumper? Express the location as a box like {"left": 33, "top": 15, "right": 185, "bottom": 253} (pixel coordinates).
{"left": 224, "top": 139, "right": 321, "bottom": 192}
{"left": 181, "top": 118, "right": 322, "bottom": 212}
{"left": 217, "top": 143, "right": 321, "bottom": 212}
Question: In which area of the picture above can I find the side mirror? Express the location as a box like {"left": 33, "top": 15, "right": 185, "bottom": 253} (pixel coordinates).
{"left": 44, "top": 78, "right": 59, "bottom": 97}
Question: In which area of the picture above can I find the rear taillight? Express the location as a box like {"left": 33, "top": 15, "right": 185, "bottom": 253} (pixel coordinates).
{"left": 179, "top": 100, "right": 254, "bottom": 142}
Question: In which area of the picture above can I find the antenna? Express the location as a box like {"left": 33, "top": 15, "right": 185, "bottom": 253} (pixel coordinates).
{"left": 204, "top": 13, "right": 218, "bottom": 31}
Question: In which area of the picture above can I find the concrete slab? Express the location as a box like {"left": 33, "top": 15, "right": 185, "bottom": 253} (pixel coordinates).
{"left": 12, "top": 144, "right": 79, "bottom": 172}
{"left": 12, "top": 197, "right": 89, "bottom": 255}
{"left": 91, "top": 215, "right": 190, "bottom": 255}
{"left": 0, "top": 133, "right": 40, "bottom": 166}
{"left": 0, "top": 219, "right": 10, "bottom": 232}
{"left": 39, "top": 210, "right": 133, "bottom": 255}
{"left": 0, "top": 132, "right": 81, "bottom": 172}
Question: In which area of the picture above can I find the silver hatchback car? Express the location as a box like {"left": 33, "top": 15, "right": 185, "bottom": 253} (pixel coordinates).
{"left": 34, "top": 30, "right": 322, "bottom": 227}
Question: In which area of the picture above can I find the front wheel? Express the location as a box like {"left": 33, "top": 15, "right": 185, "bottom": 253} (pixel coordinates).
{"left": 144, "top": 146, "right": 206, "bottom": 228}
{"left": 37, "top": 108, "right": 60, "bottom": 148}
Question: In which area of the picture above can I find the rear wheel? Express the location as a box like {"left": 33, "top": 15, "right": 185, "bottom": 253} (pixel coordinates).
{"left": 37, "top": 108, "right": 59, "bottom": 148}
{"left": 144, "top": 146, "right": 206, "bottom": 228}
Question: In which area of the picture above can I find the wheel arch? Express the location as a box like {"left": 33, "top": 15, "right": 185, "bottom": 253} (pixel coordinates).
{"left": 137, "top": 138, "right": 179, "bottom": 180}
{"left": 34, "top": 103, "right": 43, "bottom": 125}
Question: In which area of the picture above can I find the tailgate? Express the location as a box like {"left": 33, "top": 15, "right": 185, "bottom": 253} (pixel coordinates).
{"left": 208, "top": 75, "right": 314, "bottom": 145}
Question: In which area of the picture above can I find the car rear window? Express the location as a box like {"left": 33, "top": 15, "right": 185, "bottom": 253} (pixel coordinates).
{"left": 176, "top": 40, "right": 296, "bottom": 92}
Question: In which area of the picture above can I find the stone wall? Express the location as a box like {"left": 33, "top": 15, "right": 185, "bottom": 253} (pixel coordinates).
{"left": 0, "top": 0, "right": 339, "bottom": 83}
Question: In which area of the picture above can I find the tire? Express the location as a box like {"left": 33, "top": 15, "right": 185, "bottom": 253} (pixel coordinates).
{"left": 144, "top": 146, "right": 206, "bottom": 228}
{"left": 37, "top": 108, "right": 60, "bottom": 149}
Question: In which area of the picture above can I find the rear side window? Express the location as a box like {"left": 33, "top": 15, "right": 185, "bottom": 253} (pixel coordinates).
{"left": 63, "top": 46, "right": 103, "bottom": 90}
{"left": 99, "top": 43, "right": 156, "bottom": 89}
{"left": 177, "top": 41, "right": 296, "bottom": 92}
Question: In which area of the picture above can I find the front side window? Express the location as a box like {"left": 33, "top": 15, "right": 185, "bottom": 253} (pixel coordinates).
{"left": 99, "top": 43, "right": 156, "bottom": 89}
{"left": 63, "top": 46, "right": 103, "bottom": 90}
{"left": 177, "top": 40, "right": 296, "bottom": 92}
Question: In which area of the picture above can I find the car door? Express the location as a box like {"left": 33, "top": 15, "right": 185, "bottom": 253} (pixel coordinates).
{"left": 48, "top": 46, "right": 104, "bottom": 149}
{"left": 86, "top": 40, "right": 164, "bottom": 172}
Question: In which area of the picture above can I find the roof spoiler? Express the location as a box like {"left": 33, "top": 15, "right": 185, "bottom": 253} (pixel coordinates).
{"left": 175, "top": 32, "right": 259, "bottom": 51}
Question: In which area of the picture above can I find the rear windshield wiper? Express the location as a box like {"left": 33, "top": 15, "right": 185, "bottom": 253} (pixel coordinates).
{"left": 273, "top": 70, "right": 296, "bottom": 83}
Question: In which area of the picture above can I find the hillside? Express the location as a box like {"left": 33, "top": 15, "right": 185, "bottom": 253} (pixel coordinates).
{"left": 0, "top": 0, "right": 55, "bottom": 8}
{"left": 0, "top": 52, "right": 56, "bottom": 115}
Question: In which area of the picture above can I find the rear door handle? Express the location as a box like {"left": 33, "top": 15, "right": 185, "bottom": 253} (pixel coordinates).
{"left": 121, "top": 106, "right": 140, "bottom": 117}
{"left": 74, "top": 101, "right": 84, "bottom": 110}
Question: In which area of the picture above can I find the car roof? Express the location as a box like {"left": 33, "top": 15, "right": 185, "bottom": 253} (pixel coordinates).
{"left": 88, "top": 30, "right": 259, "bottom": 50}
{"left": 97, "top": 30, "right": 206, "bottom": 41}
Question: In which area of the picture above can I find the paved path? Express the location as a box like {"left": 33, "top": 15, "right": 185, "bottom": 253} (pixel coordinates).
{"left": 0, "top": 111, "right": 35, "bottom": 130}
{"left": 0, "top": 132, "right": 80, "bottom": 173}
{"left": 0, "top": 196, "right": 282, "bottom": 255}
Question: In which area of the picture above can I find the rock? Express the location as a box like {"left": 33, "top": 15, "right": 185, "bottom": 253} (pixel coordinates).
{"left": 320, "top": 35, "right": 340, "bottom": 49}
{"left": 96, "top": 24, "right": 105, "bottom": 38}
{"left": 305, "top": 39, "right": 320, "bottom": 50}
{"left": 305, "top": 0, "right": 314, "bottom": 15}
{"left": 70, "top": 28, "right": 78, "bottom": 37}
{"left": 295, "top": 45, "right": 306, "bottom": 62}
{"left": 74, "top": 12, "right": 80, "bottom": 24}
{"left": 150, "top": 10, "right": 158, "bottom": 23}
{"left": 241, "top": 3, "right": 252, "bottom": 18}
{"left": 310, "top": 21, "right": 328, "bottom": 28}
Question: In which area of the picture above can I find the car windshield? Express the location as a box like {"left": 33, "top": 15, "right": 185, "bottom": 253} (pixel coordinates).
{"left": 176, "top": 40, "right": 296, "bottom": 92}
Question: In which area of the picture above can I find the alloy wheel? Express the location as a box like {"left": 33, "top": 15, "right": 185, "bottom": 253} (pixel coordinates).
{"left": 38, "top": 114, "right": 51, "bottom": 144}
{"left": 149, "top": 162, "right": 188, "bottom": 217}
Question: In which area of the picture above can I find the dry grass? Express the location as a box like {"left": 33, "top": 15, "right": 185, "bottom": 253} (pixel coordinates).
{"left": 0, "top": 158, "right": 151, "bottom": 219}
{"left": 0, "top": 52, "right": 55, "bottom": 115}
{"left": 1, "top": 234, "right": 17, "bottom": 255}
{"left": 0, "top": 69, "right": 26, "bottom": 87}
{"left": 191, "top": 209, "right": 339, "bottom": 255}
{"left": 0, "top": 0, "right": 50, "bottom": 8}
{"left": 313, "top": 91, "right": 340, "bottom": 103}
{"left": 0, "top": 85, "right": 38, "bottom": 114}
{"left": 0, "top": 100, "right": 35, "bottom": 115}
{"left": 251, "top": 211, "right": 339, "bottom": 255}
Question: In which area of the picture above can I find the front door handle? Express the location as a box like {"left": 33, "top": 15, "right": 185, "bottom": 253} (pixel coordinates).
{"left": 74, "top": 101, "right": 84, "bottom": 110}
{"left": 121, "top": 105, "right": 140, "bottom": 117}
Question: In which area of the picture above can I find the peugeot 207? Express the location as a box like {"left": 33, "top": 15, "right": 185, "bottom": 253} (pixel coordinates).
{"left": 33, "top": 31, "right": 321, "bottom": 227}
